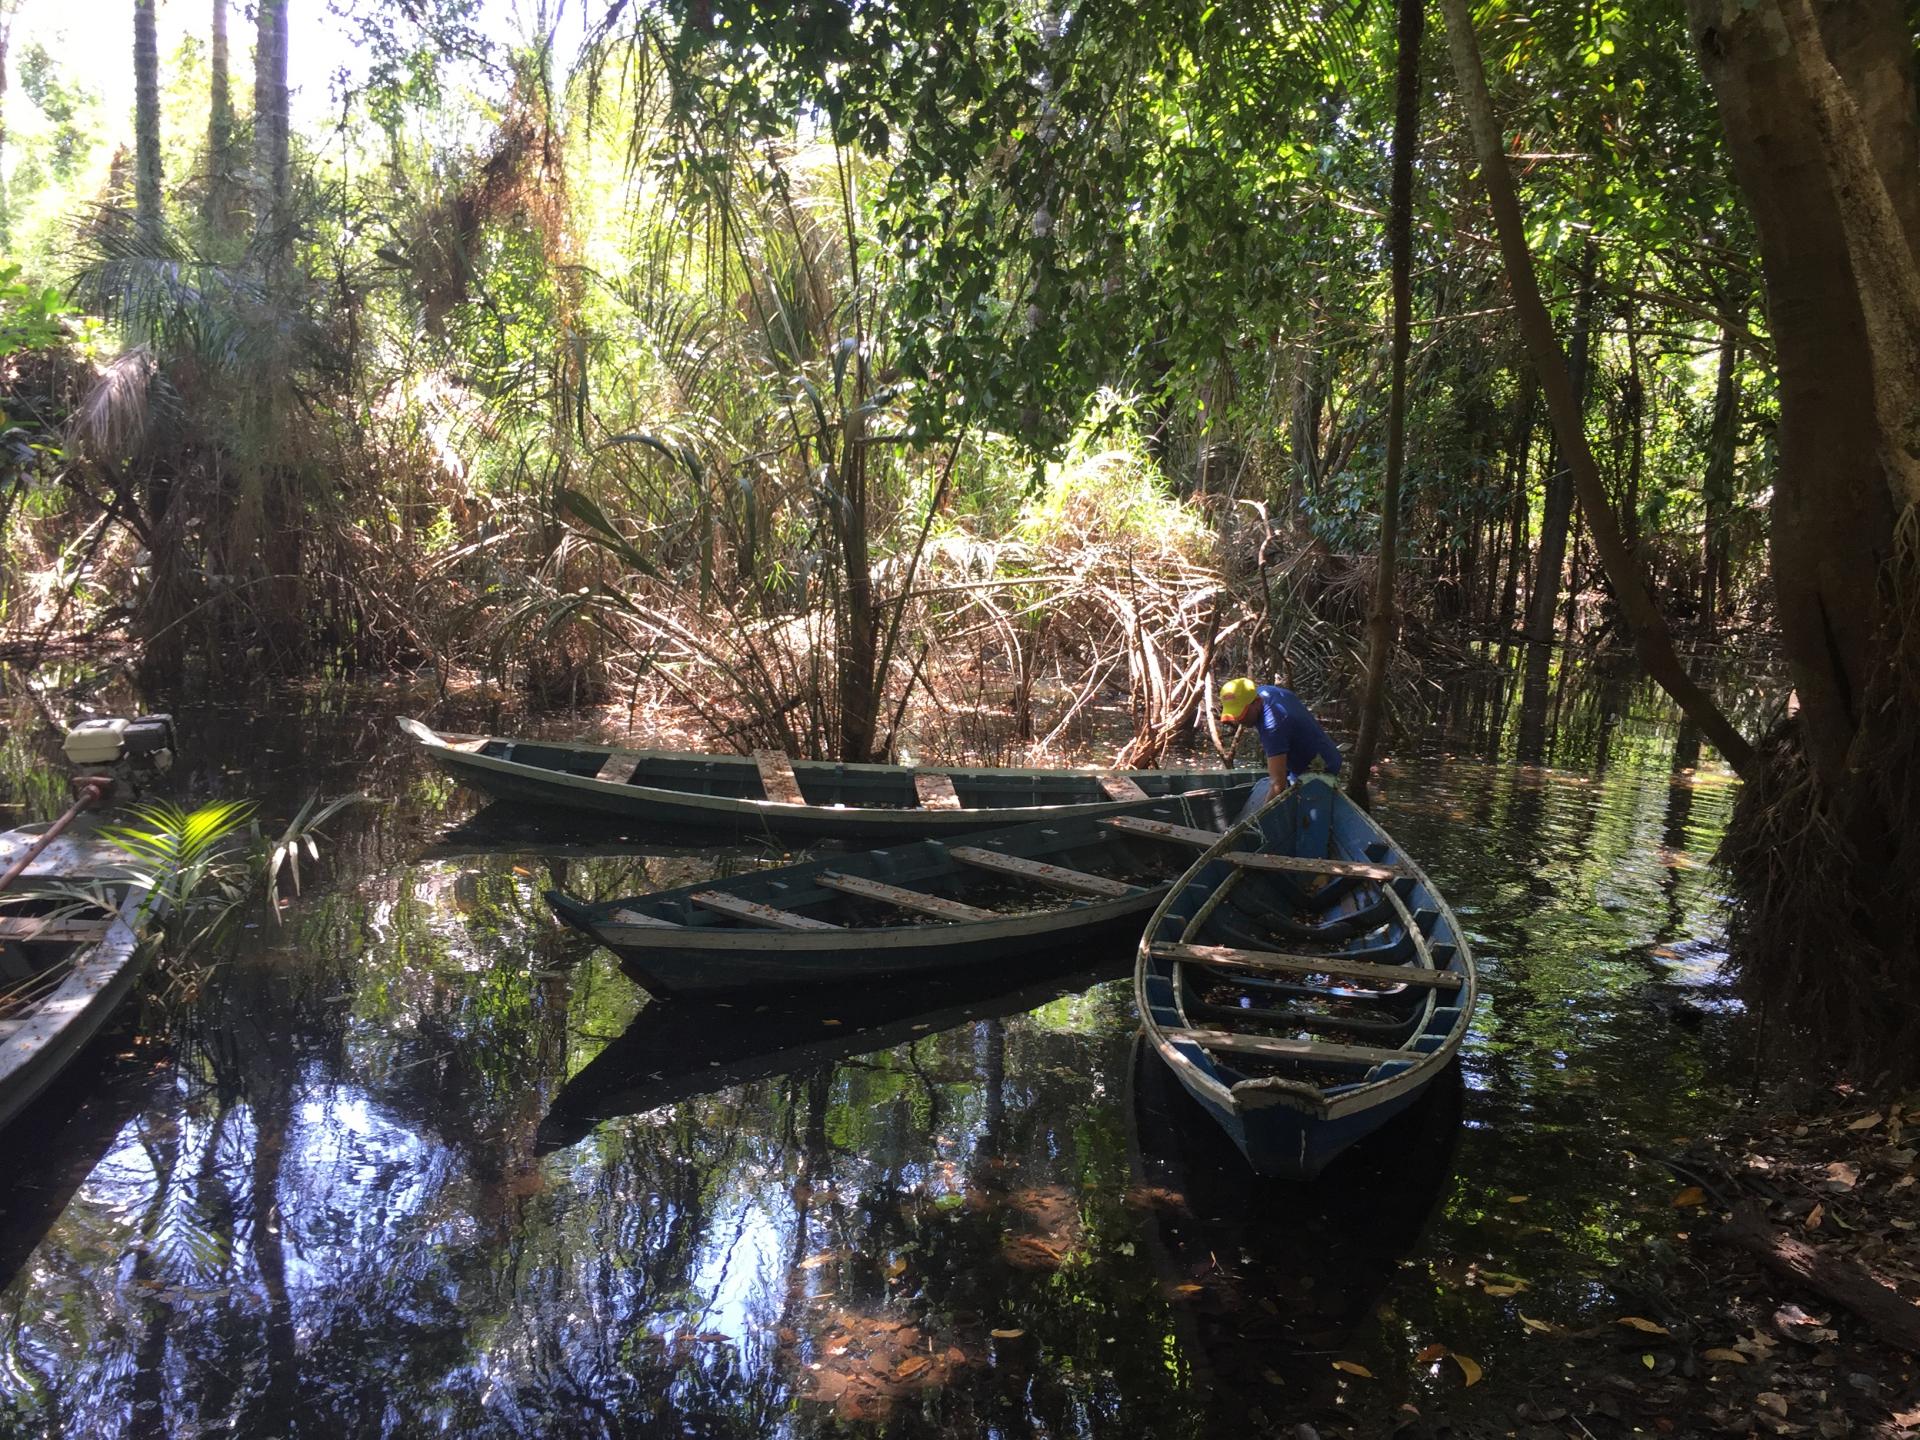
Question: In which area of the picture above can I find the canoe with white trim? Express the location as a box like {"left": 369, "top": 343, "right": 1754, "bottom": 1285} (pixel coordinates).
{"left": 548, "top": 781, "right": 1262, "bottom": 998}
{"left": 1135, "top": 774, "right": 1476, "bottom": 1180}
{"left": 402, "top": 717, "right": 1260, "bottom": 840}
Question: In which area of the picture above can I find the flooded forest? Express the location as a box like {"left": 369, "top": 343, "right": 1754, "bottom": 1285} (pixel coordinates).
{"left": 0, "top": 0, "right": 1915, "bottom": 1437}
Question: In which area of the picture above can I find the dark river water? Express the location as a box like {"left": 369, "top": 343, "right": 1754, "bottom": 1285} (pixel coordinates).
{"left": 0, "top": 649, "right": 1776, "bottom": 1437}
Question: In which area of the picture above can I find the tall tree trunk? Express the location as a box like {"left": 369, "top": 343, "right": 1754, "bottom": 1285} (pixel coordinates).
{"left": 252, "top": 0, "right": 290, "bottom": 245}
{"left": 1523, "top": 240, "right": 1598, "bottom": 642}
{"left": 1497, "top": 379, "right": 1535, "bottom": 636}
{"left": 133, "top": 0, "right": 162, "bottom": 244}
{"left": 206, "top": 0, "right": 237, "bottom": 235}
{"left": 1700, "top": 323, "right": 1740, "bottom": 634}
{"left": 1346, "top": 0, "right": 1422, "bottom": 808}
{"left": 1622, "top": 297, "right": 1646, "bottom": 557}
{"left": 0, "top": 6, "right": 14, "bottom": 246}
{"left": 1439, "top": 0, "right": 1756, "bottom": 775}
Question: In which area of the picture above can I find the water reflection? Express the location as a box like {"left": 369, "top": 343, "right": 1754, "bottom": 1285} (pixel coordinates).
{"left": 0, "top": 654, "right": 1759, "bottom": 1435}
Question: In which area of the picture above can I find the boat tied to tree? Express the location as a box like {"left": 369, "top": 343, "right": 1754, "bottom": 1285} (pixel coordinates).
{"left": 1135, "top": 775, "right": 1476, "bottom": 1180}
{"left": 401, "top": 718, "right": 1260, "bottom": 839}
{"left": 547, "top": 782, "right": 1261, "bottom": 999}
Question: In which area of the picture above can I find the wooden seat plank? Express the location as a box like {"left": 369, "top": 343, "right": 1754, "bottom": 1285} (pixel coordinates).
{"left": 949, "top": 846, "right": 1135, "bottom": 898}
{"left": 1165, "top": 1026, "right": 1410, "bottom": 1067}
{"left": 1097, "top": 774, "right": 1150, "bottom": 801}
{"left": 752, "top": 750, "right": 806, "bottom": 805}
{"left": 0, "top": 918, "right": 113, "bottom": 944}
{"left": 817, "top": 872, "right": 997, "bottom": 922}
{"left": 1102, "top": 815, "right": 1223, "bottom": 848}
{"left": 1151, "top": 941, "right": 1464, "bottom": 991}
{"left": 1229, "top": 853, "right": 1403, "bottom": 882}
{"left": 912, "top": 772, "right": 963, "bottom": 811}
{"left": 609, "top": 907, "right": 684, "bottom": 929}
{"left": 691, "top": 891, "right": 839, "bottom": 931}
{"left": 595, "top": 750, "right": 643, "bottom": 784}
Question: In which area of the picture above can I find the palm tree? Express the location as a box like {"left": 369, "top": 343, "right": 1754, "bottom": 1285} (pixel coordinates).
{"left": 133, "top": 0, "right": 163, "bottom": 244}
{"left": 206, "top": 0, "right": 240, "bottom": 237}
{"left": 252, "top": 0, "right": 289, "bottom": 244}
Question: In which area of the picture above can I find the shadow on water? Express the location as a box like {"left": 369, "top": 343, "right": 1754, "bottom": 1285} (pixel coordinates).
{"left": 0, "top": 648, "right": 1780, "bottom": 1436}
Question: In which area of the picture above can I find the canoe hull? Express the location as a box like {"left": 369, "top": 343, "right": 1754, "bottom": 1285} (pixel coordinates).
{"left": 404, "top": 719, "right": 1259, "bottom": 839}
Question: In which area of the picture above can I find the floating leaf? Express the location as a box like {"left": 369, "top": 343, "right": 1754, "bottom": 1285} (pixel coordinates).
{"left": 1642, "top": 1353, "right": 1656, "bottom": 1370}
{"left": 1670, "top": 1186, "right": 1706, "bottom": 1208}
{"left": 1805, "top": 1202, "right": 1824, "bottom": 1230}
{"left": 1331, "top": 1360, "right": 1374, "bottom": 1378}
{"left": 1262, "top": 1367, "right": 1285, "bottom": 1384}
{"left": 1173, "top": 1283, "right": 1203, "bottom": 1295}
{"left": 1455, "top": 1354, "right": 1483, "bottom": 1386}
{"left": 1847, "top": 1112, "right": 1884, "bottom": 1131}
{"left": 886, "top": 1257, "right": 908, "bottom": 1278}
{"left": 990, "top": 1328, "right": 1025, "bottom": 1340}
{"left": 895, "top": 1355, "right": 931, "bottom": 1380}
{"left": 821, "top": 1019, "right": 843, "bottom": 1027}
{"left": 1702, "top": 1348, "right": 1747, "bottom": 1365}
{"left": 1519, "top": 1314, "right": 1558, "bottom": 1335}
{"left": 799, "top": 1252, "right": 837, "bottom": 1270}
{"left": 1483, "top": 1283, "right": 1525, "bottom": 1297}
{"left": 1506, "top": 1194, "right": 1530, "bottom": 1204}
{"left": 1618, "top": 1317, "right": 1671, "bottom": 1335}
{"left": 1414, "top": 1342, "right": 1449, "bottom": 1364}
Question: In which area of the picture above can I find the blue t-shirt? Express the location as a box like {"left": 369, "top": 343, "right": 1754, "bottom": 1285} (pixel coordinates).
{"left": 1250, "top": 685, "right": 1342, "bottom": 776}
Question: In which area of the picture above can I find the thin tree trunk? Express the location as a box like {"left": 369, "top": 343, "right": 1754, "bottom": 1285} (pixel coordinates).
{"left": 1439, "top": 0, "right": 1756, "bottom": 775}
{"left": 133, "top": 0, "right": 163, "bottom": 244}
{"left": 1497, "top": 379, "right": 1534, "bottom": 636}
{"left": 1347, "top": 0, "right": 1422, "bottom": 808}
{"left": 1523, "top": 239, "right": 1597, "bottom": 642}
{"left": 1701, "top": 324, "right": 1739, "bottom": 634}
{"left": 206, "top": 0, "right": 237, "bottom": 235}
{"left": 0, "top": 6, "right": 14, "bottom": 246}
{"left": 1622, "top": 296, "right": 1646, "bottom": 556}
{"left": 252, "top": 0, "right": 290, "bottom": 245}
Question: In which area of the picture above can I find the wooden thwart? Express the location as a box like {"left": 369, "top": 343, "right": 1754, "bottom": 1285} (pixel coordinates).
{"left": 692, "top": 891, "right": 839, "bottom": 931}
{"left": 610, "top": 907, "right": 683, "bottom": 929}
{"left": 817, "top": 872, "right": 997, "bottom": 922}
{"left": 1166, "top": 1025, "right": 1410, "bottom": 1067}
{"left": 1102, "top": 815, "right": 1224, "bottom": 848}
{"left": 1150, "top": 941, "right": 1464, "bottom": 991}
{"left": 950, "top": 846, "right": 1135, "bottom": 898}
{"left": 1097, "top": 774, "right": 1150, "bottom": 801}
{"left": 913, "top": 772, "right": 963, "bottom": 811}
{"left": 1228, "top": 852, "right": 1402, "bottom": 882}
{"left": 595, "top": 750, "right": 642, "bottom": 784}
{"left": 0, "top": 917, "right": 114, "bottom": 943}
{"left": 752, "top": 750, "right": 806, "bottom": 805}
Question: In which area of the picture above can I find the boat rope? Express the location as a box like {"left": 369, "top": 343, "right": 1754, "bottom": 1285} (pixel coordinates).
{"left": 0, "top": 775, "right": 114, "bottom": 900}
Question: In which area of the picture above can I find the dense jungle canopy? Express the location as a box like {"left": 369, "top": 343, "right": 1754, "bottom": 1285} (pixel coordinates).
{"left": 0, "top": 0, "right": 1915, "bottom": 1071}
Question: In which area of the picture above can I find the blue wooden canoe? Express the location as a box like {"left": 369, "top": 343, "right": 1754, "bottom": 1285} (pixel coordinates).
{"left": 1135, "top": 775, "right": 1476, "bottom": 1180}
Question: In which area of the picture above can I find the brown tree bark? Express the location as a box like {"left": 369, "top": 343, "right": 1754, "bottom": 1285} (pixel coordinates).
{"left": 1700, "top": 323, "right": 1739, "bottom": 634}
{"left": 1439, "top": 0, "right": 1756, "bottom": 776}
{"left": 1686, "top": 0, "right": 1909, "bottom": 791}
{"left": 206, "top": 0, "right": 239, "bottom": 235}
{"left": 133, "top": 0, "right": 163, "bottom": 244}
{"left": 1347, "top": 0, "right": 1422, "bottom": 808}
{"left": 253, "top": 0, "right": 290, "bottom": 244}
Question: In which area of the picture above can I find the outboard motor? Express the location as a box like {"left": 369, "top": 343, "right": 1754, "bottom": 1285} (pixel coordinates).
{"left": 61, "top": 714, "right": 177, "bottom": 801}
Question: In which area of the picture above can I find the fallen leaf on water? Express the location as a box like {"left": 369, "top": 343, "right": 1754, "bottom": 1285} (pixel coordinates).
{"left": 1262, "top": 1367, "right": 1285, "bottom": 1385}
{"left": 1642, "top": 1353, "right": 1656, "bottom": 1370}
{"left": 1518, "top": 1314, "right": 1559, "bottom": 1335}
{"left": 1331, "top": 1361, "right": 1374, "bottom": 1378}
{"left": 1482, "top": 1283, "right": 1526, "bottom": 1297}
{"left": 1455, "top": 1354, "right": 1483, "bottom": 1386}
{"left": 1618, "top": 1317, "right": 1671, "bottom": 1335}
{"left": 799, "top": 1252, "right": 837, "bottom": 1270}
{"left": 1671, "top": 1186, "right": 1706, "bottom": 1207}
{"left": 821, "top": 1019, "right": 842, "bottom": 1027}
{"left": 894, "top": 1355, "right": 931, "bottom": 1381}
{"left": 990, "top": 1328, "right": 1025, "bottom": 1340}
{"left": 886, "top": 1258, "right": 907, "bottom": 1279}
{"left": 1702, "top": 1348, "right": 1747, "bottom": 1365}
{"left": 1847, "top": 1112, "right": 1884, "bottom": 1131}
{"left": 512, "top": 865, "right": 533, "bottom": 876}
{"left": 1652, "top": 945, "right": 1682, "bottom": 959}
{"left": 1173, "top": 1283, "right": 1203, "bottom": 1295}
{"left": 1414, "top": 1343, "right": 1449, "bottom": 1365}
{"left": 1506, "top": 1194, "right": 1530, "bottom": 1204}
{"left": 1805, "top": 1201, "right": 1824, "bottom": 1230}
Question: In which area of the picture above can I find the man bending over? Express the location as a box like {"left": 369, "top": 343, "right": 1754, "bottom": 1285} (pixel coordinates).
{"left": 1218, "top": 677, "right": 1343, "bottom": 792}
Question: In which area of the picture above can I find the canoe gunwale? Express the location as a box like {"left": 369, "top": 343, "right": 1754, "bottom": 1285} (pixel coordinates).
{"left": 1134, "top": 775, "right": 1477, "bottom": 1128}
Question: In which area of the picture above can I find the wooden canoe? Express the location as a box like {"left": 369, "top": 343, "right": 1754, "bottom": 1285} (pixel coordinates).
{"left": 402, "top": 718, "right": 1261, "bottom": 840}
{"left": 0, "top": 825, "right": 157, "bottom": 1132}
{"left": 548, "top": 781, "right": 1261, "bottom": 998}
{"left": 1135, "top": 774, "right": 1477, "bottom": 1180}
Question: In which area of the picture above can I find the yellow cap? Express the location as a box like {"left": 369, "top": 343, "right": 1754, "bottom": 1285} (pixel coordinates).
{"left": 1219, "top": 677, "right": 1259, "bottom": 723}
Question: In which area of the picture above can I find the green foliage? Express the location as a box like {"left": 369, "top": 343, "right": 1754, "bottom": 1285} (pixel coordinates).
{"left": 0, "top": 263, "right": 74, "bottom": 355}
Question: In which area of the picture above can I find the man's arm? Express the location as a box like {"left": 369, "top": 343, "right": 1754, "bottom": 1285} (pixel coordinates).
{"left": 1267, "top": 752, "right": 1288, "bottom": 789}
